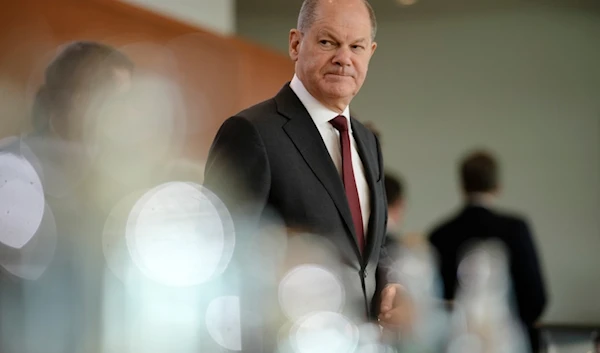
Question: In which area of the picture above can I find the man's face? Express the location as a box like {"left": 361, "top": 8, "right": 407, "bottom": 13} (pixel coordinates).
{"left": 388, "top": 199, "right": 405, "bottom": 231}
{"left": 289, "top": 0, "right": 377, "bottom": 112}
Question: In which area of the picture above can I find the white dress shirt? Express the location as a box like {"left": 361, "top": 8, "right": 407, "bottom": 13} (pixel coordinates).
{"left": 290, "top": 75, "right": 371, "bottom": 234}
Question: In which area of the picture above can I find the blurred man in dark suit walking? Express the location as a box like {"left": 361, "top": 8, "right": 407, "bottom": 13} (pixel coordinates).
{"left": 429, "top": 150, "right": 547, "bottom": 352}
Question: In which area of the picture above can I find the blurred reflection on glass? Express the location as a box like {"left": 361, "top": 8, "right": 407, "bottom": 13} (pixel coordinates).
{"left": 448, "top": 240, "right": 530, "bottom": 353}
{"left": 0, "top": 41, "right": 134, "bottom": 353}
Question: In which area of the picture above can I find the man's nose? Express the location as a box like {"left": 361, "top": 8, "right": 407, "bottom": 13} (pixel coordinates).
{"left": 332, "top": 47, "right": 352, "bottom": 66}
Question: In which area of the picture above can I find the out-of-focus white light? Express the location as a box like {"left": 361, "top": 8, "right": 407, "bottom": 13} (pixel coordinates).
{"left": 126, "top": 182, "right": 235, "bottom": 287}
{"left": 291, "top": 311, "right": 359, "bottom": 353}
{"left": 278, "top": 265, "right": 345, "bottom": 321}
{"left": 450, "top": 242, "right": 529, "bottom": 353}
{"left": 95, "top": 73, "right": 180, "bottom": 147}
{"left": 0, "top": 152, "right": 44, "bottom": 248}
{"left": 447, "top": 333, "right": 483, "bottom": 353}
{"left": 91, "top": 71, "right": 186, "bottom": 185}
{"left": 394, "top": 248, "right": 437, "bottom": 295}
{"left": 355, "top": 343, "right": 396, "bottom": 353}
{"left": 206, "top": 296, "right": 242, "bottom": 351}
{"left": 356, "top": 323, "right": 382, "bottom": 345}
{"left": 102, "top": 191, "right": 147, "bottom": 282}
{"left": 457, "top": 240, "right": 509, "bottom": 296}
{"left": 0, "top": 202, "right": 56, "bottom": 280}
{"left": 21, "top": 137, "right": 94, "bottom": 198}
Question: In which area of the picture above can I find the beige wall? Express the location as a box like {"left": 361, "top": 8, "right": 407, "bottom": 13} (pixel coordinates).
{"left": 120, "top": 0, "right": 236, "bottom": 34}
{"left": 237, "top": 5, "right": 600, "bottom": 326}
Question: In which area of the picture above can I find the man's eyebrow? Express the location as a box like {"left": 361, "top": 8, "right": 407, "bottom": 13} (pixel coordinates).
{"left": 317, "top": 29, "right": 340, "bottom": 41}
{"left": 317, "top": 30, "right": 369, "bottom": 44}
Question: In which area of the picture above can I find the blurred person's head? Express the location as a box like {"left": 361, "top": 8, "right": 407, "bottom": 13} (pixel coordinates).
{"left": 289, "top": 0, "right": 377, "bottom": 112}
{"left": 459, "top": 149, "right": 500, "bottom": 203}
{"left": 385, "top": 172, "right": 405, "bottom": 232}
{"left": 32, "top": 41, "right": 134, "bottom": 140}
{"left": 593, "top": 331, "right": 600, "bottom": 353}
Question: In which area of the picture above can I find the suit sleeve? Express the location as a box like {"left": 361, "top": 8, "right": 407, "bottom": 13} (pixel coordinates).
{"left": 203, "top": 116, "right": 271, "bottom": 230}
{"left": 510, "top": 219, "right": 548, "bottom": 324}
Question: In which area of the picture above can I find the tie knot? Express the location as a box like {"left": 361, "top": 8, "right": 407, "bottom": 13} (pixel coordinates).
{"left": 330, "top": 115, "right": 348, "bottom": 132}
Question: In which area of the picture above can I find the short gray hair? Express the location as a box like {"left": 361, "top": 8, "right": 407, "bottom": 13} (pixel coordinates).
{"left": 297, "top": 0, "right": 377, "bottom": 41}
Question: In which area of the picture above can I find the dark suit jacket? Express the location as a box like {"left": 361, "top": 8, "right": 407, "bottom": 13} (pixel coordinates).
{"left": 429, "top": 205, "right": 548, "bottom": 350}
{"left": 203, "top": 83, "right": 394, "bottom": 350}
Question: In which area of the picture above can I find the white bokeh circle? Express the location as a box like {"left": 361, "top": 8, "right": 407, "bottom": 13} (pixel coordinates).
{"left": 355, "top": 344, "right": 396, "bottom": 353}
{"left": 205, "top": 296, "right": 242, "bottom": 351}
{"left": 102, "top": 190, "right": 148, "bottom": 282}
{"left": 125, "top": 182, "right": 235, "bottom": 287}
{"left": 278, "top": 265, "right": 345, "bottom": 322}
{"left": 290, "top": 311, "right": 359, "bottom": 353}
{"left": 0, "top": 202, "right": 57, "bottom": 280}
{"left": 0, "top": 152, "right": 45, "bottom": 248}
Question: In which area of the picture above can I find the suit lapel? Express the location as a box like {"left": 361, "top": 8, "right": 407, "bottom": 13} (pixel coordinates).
{"left": 352, "top": 119, "right": 380, "bottom": 263}
{"left": 275, "top": 84, "right": 361, "bottom": 258}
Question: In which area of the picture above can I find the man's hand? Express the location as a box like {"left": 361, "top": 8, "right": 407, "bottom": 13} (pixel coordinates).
{"left": 378, "top": 283, "right": 415, "bottom": 332}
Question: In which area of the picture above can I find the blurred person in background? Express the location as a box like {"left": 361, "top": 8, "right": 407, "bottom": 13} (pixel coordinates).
{"left": 593, "top": 331, "right": 600, "bottom": 353}
{"left": 0, "top": 41, "right": 134, "bottom": 353}
{"left": 380, "top": 170, "right": 448, "bottom": 350}
{"left": 385, "top": 172, "right": 406, "bottom": 241}
{"left": 204, "top": 0, "right": 412, "bottom": 350}
{"left": 363, "top": 123, "right": 407, "bottom": 249}
{"left": 30, "top": 41, "right": 133, "bottom": 140}
{"left": 428, "top": 149, "right": 548, "bottom": 352}
{"left": 378, "top": 172, "right": 409, "bottom": 343}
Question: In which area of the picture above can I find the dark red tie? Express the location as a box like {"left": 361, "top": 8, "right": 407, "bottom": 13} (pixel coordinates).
{"left": 330, "top": 115, "right": 365, "bottom": 253}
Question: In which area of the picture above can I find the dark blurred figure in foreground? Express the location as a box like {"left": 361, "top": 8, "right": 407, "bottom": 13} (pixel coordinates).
{"left": 0, "top": 41, "right": 133, "bottom": 353}
{"left": 428, "top": 149, "right": 548, "bottom": 352}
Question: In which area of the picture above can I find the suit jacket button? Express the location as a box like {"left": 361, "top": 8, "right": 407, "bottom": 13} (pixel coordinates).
{"left": 361, "top": 269, "right": 368, "bottom": 278}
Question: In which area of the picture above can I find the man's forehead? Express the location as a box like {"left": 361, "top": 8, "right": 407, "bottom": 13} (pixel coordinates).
{"left": 312, "top": 3, "right": 371, "bottom": 27}
{"left": 312, "top": 19, "right": 372, "bottom": 38}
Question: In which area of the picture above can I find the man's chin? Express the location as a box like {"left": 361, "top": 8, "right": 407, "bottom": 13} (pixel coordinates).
{"left": 321, "top": 86, "right": 355, "bottom": 99}
{"left": 323, "top": 74, "right": 355, "bottom": 84}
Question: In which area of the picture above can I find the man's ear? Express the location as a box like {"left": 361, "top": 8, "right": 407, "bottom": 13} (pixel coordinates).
{"left": 289, "top": 29, "right": 302, "bottom": 62}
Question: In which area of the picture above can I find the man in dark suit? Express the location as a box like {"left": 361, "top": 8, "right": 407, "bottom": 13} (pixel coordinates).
{"left": 204, "top": 0, "right": 410, "bottom": 350}
{"left": 428, "top": 150, "right": 548, "bottom": 352}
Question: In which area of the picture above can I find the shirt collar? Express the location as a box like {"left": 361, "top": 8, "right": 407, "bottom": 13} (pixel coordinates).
{"left": 289, "top": 74, "right": 352, "bottom": 131}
